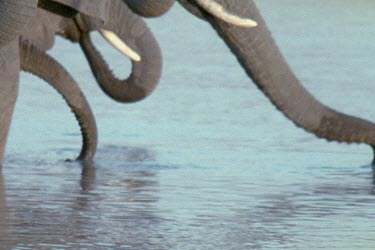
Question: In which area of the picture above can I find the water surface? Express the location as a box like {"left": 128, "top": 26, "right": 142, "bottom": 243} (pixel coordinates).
{"left": 2, "top": 1, "right": 375, "bottom": 248}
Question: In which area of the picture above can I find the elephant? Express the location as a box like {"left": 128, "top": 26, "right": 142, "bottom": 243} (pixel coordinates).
{"left": 123, "top": 0, "right": 175, "bottom": 17}
{"left": 43, "top": 0, "right": 176, "bottom": 18}
{"left": 28, "top": 0, "right": 163, "bottom": 103}
{"left": 19, "top": 36, "right": 98, "bottom": 162}
{"left": 0, "top": 1, "right": 99, "bottom": 166}
{"left": 0, "top": 0, "right": 39, "bottom": 166}
{"left": 74, "top": 0, "right": 375, "bottom": 163}
{"left": 0, "top": 0, "right": 163, "bottom": 166}
{"left": 0, "top": 23, "right": 97, "bottom": 164}
{"left": 72, "top": 0, "right": 163, "bottom": 103}
{"left": 122, "top": 0, "right": 375, "bottom": 163}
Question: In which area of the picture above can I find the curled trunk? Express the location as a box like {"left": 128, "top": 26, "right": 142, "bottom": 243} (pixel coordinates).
{"left": 186, "top": 1, "right": 375, "bottom": 147}
{"left": 0, "top": 0, "right": 38, "bottom": 46}
{"left": 78, "top": 1, "right": 162, "bottom": 102}
{"left": 19, "top": 37, "right": 97, "bottom": 162}
{"left": 123, "top": 0, "right": 175, "bottom": 17}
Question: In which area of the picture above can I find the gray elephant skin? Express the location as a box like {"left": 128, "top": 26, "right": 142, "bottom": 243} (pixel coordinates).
{"left": 0, "top": 0, "right": 374, "bottom": 167}
{"left": 0, "top": 0, "right": 162, "bottom": 165}
{"left": 0, "top": 0, "right": 97, "bottom": 165}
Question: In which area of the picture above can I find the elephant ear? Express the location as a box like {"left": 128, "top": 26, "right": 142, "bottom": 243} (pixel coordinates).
{"left": 48, "top": 0, "right": 110, "bottom": 21}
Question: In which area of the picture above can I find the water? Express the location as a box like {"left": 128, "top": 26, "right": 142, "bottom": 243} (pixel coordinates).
{"left": 2, "top": 1, "right": 375, "bottom": 248}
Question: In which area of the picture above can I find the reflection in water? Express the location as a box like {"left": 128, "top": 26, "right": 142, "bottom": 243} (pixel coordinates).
{"left": 3, "top": 0, "right": 375, "bottom": 248}
{"left": 0, "top": 171, "right": 13, "bottom": 249}
{"left": 0, "top": 146, "right": 168, "bottom": 248}
{"left": 80, "top": 162, "right": 96, "bottom": 192}
{"left": 1, "top": 151, "right": 375, "bottom": 248}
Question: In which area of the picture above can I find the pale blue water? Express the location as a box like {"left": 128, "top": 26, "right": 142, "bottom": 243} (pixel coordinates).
{"left": 1, "top": 1, "right": 375, "bottom": 249}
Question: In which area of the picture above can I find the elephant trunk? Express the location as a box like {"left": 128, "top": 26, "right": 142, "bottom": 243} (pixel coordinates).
{"left": 205, "top": 1, "right": 375, "bottom": 146}
{"left": 19, "top": 37, "right": 97, "bottom": 162}
{"left": 78, "top": 2, "right": 162, "bottom": 103}
{"left": 0, "top": 0, "right": 38, "bottom": 46}
{"left": 123, "top": 0, "right": 175, "bottom": 17}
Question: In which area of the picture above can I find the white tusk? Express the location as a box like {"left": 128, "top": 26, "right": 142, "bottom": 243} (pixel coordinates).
{"left": 195, "top": 0, "right": 257, "bottom": 27}
{"left": 99, "top": 29, "right": 141, "bottom": 62}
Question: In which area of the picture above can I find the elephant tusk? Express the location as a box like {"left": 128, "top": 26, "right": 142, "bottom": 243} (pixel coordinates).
{"left": 195, "top": 0, "right": 257, "bottom": 27}
{"left": 99, "top": 29, "right": 141, "bottom": 62}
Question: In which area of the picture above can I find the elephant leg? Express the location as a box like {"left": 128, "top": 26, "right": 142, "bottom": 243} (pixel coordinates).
{"left": 180, "top": 0, "right": 375, "bottom": 150}
{"left": 0, "top": 40, "right": 20, "bottom": 166}
{"left": 19, "top": 37, "right": 97, "bottom": 163}
{"left": 77, "top": 1, "right": 162, "bottom": 103}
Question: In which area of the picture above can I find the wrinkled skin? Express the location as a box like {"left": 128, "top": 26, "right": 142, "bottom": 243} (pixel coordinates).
{"left": 0, "top": 1, "right": 99, "bottom": 165}
{"left": 123, "top": 0, "right": 175, "bottom": 17}
{"left": 35, "top": 0, "right": 163, "bottom": 102}
{"left": 0, "top": 40, "right": 20, "bottom": 166}
{"left": 19, "top": 36, "right": 98, "bottom": 163}
{"left": 0, "top": 0, "right": 162, "bottom": 165}
{"left": 0, "top": 0, "right": 38, "bottom": 165}
{"left": 124, "top": 0, "right": 375, "bottom": 162}
{"left": 49, "top": 0, "right": 175, "bottom": 18}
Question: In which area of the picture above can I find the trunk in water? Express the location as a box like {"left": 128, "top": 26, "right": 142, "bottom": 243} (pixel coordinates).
{"left": 202, "top": 0, "right": 375, "bottom": 147}
{"left": 20, "top": 38, "right": 97, "bottom": 162}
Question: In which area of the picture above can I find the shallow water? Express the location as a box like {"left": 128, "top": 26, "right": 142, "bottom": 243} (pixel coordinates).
{"left": 2, "top": 0, "right": 375, "bottom": 249}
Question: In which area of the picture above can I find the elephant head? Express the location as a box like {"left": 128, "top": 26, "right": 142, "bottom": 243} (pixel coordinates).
{"left": 37, "top": 0, "right": 163, "bottom": 103}
{"left": 76, "top": 0, "right": 163, "bottom": 102}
